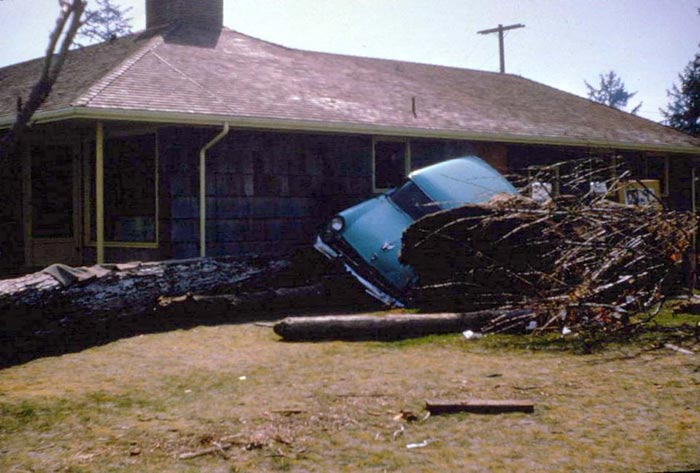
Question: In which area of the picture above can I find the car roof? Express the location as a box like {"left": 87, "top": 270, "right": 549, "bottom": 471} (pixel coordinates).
{"left": 409, "top": 156, "right": 516, "bottom": 208}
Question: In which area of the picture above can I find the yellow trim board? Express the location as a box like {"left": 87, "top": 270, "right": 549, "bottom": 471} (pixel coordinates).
{"left": 85, "top": 241, "right": 159, "bottom": 249}
{"left": 95, "top": 122, "right": 105, "bottom": 264}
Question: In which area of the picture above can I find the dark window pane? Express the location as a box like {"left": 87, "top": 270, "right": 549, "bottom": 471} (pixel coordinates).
{"left": 31, "top": 145, "right": 73, "bottom": 238}
{"left": 374, "top": 141, "right": 406, "bottom": 189}
{"left": 389, "top": 180, "right": 437, "bottom": 220}
{"left": 91, "top": 134, "right": 157, "bottom": 242}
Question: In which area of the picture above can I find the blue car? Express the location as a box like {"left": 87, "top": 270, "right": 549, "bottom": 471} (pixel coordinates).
{"left": 314, "top": 156, "right": 517, "bottom": 306}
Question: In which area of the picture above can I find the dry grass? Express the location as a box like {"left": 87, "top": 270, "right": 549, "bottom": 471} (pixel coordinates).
{"left": 0, "top": 315, "right": 699, "bottom": 472}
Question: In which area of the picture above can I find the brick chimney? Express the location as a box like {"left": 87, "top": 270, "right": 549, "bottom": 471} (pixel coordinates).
{"left": 146, "top": 0, "right": 223, "bottom": 29}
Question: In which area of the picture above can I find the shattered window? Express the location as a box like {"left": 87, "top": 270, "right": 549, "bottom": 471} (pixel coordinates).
{"left": 389, "top": 180, "right": 437, "bottom": 220}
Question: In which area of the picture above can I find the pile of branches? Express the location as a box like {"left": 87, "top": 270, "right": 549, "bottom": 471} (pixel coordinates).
{"left": 401, "top": 159, "right": 695, "bottom": 336}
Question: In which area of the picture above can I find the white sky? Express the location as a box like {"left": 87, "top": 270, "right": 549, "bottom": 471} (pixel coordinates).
{"left": 1, "top": 0, "right": 699, "bottom": 122}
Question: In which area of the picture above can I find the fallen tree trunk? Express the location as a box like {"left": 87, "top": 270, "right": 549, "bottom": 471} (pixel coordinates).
{"left": 273, "top": 309, "right": 531, "bottom": 341}
{"left": 157, "top": 282, "right": 328, "bottom": 316}
{"left": 0, "top": 257, "right": 290, "bottom": 365}
{"left": 0, "top": 257, "right": 288, "bottom": 319}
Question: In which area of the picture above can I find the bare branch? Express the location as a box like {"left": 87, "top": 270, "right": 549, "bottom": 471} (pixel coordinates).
{"left": 403, "top": 158, "right": 693, "bottom": 342}
{"left": 0, "top": 0, "right": 87, "bottom": 161}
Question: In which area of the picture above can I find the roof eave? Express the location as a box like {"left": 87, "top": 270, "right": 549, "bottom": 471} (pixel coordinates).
{"left": 2, "top": 107, "right": 700, "bottom": 156}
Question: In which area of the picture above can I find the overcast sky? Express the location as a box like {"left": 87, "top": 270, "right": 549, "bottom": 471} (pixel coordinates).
{"left": 1, "top": 0, "right": 698, "bottom": 122}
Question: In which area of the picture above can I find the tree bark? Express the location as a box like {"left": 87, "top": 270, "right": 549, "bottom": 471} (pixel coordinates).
{"left": 0, "top": 257, "right": 289, "bottom": 365}
{"left": 0, "top": 258, "right": 288, "bottom": 316}
{"left": 273, "top": 309, "right": 524, "bottom": 341}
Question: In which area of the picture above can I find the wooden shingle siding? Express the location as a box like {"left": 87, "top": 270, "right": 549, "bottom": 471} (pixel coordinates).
{"left": 0, "top": 134, "right": 23, "bottom": 273}
{"left": 161, "top": 128, "right": 373, "bottom": 258}
{"left": 157, "top": 126, "right": 519, "bottom": 260}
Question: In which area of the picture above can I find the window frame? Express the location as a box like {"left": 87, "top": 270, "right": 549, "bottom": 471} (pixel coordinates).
{"left": 83, "top": 129, "right": 160, "bottom": 249}
{"left": 372, "top": 137, "right": 411, "bottom": 193}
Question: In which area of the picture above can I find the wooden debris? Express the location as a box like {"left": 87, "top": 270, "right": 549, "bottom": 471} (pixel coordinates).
{"left": 178, "top": 442, "right": 232, "bottom": 460}
{"left": 393, "top": 410, "right": 419, "bottom": 422}
{"left": 425, "top": 399, "right": 535, "bottom": 415}
{"left": 673, "top": 299, "right": 700, "bottom": 315}
{"left": 273, "top": 310, "right": 529, "bottom": 341}
{"left": 402, "top": 159, "right": 694, "bottom": 336}
{"left": 664, "top": 343, "right": 695, "bottom": 355}
{"left": 406, "top": 440, "right": 430, "bottom": 449}
{"left": 271, "top": 409, "right": 305, "bottom": 415}
{"left": 392, "top": 424, "right": 405, "bottom": 441}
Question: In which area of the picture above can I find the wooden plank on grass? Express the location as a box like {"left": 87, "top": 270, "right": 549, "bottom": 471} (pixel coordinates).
{"left": 425, "top": 399, "right": 534, "bottom": 415}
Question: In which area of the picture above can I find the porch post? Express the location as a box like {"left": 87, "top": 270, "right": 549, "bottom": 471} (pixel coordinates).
{"left": 664, "top": 156, "right": 670, "bottom": 199}
{"left": 96, "top": 122, "right": 105, "bottom": 264}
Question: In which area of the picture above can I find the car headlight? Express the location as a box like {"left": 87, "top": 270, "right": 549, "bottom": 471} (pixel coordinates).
{"left": 330, "top": 216, "right": 345, "bottom": 232}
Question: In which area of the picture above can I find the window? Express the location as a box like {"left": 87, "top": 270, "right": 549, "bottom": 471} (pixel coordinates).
{"left": 389, "top": 180, "right": 437, "bottom": 220}
{"left": 88, "top": 133, "right": 158, "bottom": 245}
{"left": 527, "top": 164, "right": 559, "bottom": 204}
{"left": 373, "top": 139, "right": 409, "bottom": 191}
{"left": 31, "top": 144, "right": 74, "bottom": 238}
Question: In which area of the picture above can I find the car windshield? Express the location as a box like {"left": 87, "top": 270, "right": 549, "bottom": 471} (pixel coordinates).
{"left": 389, "top": 180, "right": 438, "bottom": 220}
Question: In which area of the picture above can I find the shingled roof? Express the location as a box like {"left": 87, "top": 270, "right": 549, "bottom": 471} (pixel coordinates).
{"left": 1, "top": 25, "right": 699, "bottom": 154}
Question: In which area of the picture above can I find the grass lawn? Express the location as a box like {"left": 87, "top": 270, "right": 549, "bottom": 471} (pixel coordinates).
{"left": 0, "top": 310, "right": 698, "bottom": 472}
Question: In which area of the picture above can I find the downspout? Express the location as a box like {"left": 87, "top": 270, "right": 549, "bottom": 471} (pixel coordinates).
{"left": 199, "top": 122, "right": 230, "bottom": 258}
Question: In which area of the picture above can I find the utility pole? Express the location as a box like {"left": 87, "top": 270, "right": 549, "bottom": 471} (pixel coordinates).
{"left": 477, "top": 23, "right": 525, "bottom": 73}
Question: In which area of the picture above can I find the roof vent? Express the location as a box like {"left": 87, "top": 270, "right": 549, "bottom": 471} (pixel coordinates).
{"left": 146, "top": 0, "right": 224, "bottom": 30}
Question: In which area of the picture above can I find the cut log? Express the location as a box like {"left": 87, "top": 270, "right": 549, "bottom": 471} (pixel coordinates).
{"left": 425, "top": 399, "right": 535, "bottom": 415}
{"left": 273, "top": 309, "right": 530, "bottom": 341}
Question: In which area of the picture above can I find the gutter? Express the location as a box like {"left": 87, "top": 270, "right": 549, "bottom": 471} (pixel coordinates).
{"left": 2, "top": 107, "right": 700, "bottom": 156}
{"left": 199, "top": 122, "right": 230, "bottom": 258}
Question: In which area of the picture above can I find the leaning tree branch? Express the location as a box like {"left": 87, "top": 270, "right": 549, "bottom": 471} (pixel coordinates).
{"left": 0, "top": 0, "right": 87, "bottom": 161}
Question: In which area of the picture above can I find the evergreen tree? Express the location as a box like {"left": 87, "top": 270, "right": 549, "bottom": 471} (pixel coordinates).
{"left": 662, "top": 50, "right": 700, "bottom": 137}
{"left": 585, "top": 70, "right": 642, "bottom": 114}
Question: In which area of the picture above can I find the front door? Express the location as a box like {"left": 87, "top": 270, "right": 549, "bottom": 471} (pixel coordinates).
{"left": 27, "top": 143, "right": 81, "bottom": 267}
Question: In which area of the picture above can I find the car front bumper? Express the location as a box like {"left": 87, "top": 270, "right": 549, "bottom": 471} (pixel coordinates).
{"left": 313, "top": 236, "right": 405, "bottom": 307}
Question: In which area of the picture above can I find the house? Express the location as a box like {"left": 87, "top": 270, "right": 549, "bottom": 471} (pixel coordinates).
{"left": 1, "top": 0, "right": 699, "bottom": 274}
